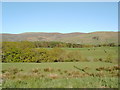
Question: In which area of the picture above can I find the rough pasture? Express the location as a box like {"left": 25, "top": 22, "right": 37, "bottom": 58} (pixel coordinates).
{"left": 2, "top": 62, "right": 119, "bottom": 88}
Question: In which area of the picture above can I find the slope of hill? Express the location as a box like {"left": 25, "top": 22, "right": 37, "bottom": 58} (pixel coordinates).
{"left": 1, "top": 31, "right": 118, "bottom": 45}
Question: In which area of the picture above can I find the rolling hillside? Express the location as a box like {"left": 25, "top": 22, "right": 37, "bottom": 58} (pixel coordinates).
{"left": 1, "top": 31, "right": 119, "bottom": 45}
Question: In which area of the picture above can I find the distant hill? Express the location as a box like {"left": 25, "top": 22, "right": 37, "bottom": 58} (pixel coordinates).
{"left": 1, "top": 31, "right": 119, "bottom": 45}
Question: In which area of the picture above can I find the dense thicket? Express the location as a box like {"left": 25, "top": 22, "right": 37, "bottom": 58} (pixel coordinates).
{"left": 1, "top": 41, "right": 118, "bottom": 63}
{"left": 2, "top": 41, "right": 84, "bottom": 62}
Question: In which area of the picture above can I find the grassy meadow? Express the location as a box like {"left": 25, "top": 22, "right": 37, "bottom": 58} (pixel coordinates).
{"left": 2, "top": 62, "right": 119, "bottom": 88}
{"left": 61, "top": 47, "right": 118, "bottom": 61}
{"left": 1, "top": 47, "right": 119, "bottom": 88}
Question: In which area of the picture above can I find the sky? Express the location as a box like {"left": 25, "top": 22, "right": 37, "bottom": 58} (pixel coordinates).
{"left": 2, "top": 2, "right": 118, "bottom": 34}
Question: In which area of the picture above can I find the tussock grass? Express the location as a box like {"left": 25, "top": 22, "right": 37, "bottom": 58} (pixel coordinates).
{"left": 2, "top": 62, "right": 119, "bottom": 88}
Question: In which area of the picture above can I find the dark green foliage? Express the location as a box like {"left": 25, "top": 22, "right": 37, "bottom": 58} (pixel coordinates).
{"left": 2, "top": 41, "right": 84, "bottom": 62}
{"left": 34, "top": 41, "right": 84, "bottom": 48}
{"left": 2, "top": 41, "right": 35, "bottom": 62}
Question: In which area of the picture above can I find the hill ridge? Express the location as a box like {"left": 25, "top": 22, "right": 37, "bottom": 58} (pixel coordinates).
{"left": 1, "top": 31, "right": 118, "bottom": 45}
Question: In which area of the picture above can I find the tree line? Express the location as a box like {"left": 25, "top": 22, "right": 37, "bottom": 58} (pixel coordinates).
{"left": 2, "top": 41, "right": 117, "bottom": 48}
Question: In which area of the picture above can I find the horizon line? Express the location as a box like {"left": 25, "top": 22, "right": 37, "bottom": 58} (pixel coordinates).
{"left": 1, "top": 31, "right": 119, "bottom": 34}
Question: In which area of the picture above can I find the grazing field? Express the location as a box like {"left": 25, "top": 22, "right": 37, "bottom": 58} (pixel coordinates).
{"left": 62, "top": 47, "right": 118, "bottom": 61}
{"left": 2, "top": 62, "right": 119, "bottom": 88}
{"left": 39, "top": 47, "right": 118, "bottom": 63}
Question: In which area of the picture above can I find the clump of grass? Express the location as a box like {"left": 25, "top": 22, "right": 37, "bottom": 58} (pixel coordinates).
{"left": 96, "top": 67, "right": 105, "bottom": 71}
{"left": 2, "top": 68, "right": 22, "bottom": 75}
{"left": 67, "top": 72, "right": 72, "bottom": 76}
{"left": 113, "top": 65, "right": 120, "bottom": 70}
{"left": 57, "top": 69, "right": 61, "bottom": 72}
{"left": 88, "top": 73, "right": 96, "bottom": 77}
{"left": 60, "top": 72, "right": 63, "bottom": 75}
{"left": 104, "top": 67, "right": 113, "bottom": 72}
{"left": 2, "top": 70, "right": 8, "bottom": 74}
{"left": 105, "top": 54, "right": 113, "bottom": 63}
{"left": 44, "top": 67, "right": 54, "bottom": 72}
{"left": 99, "top": 58, "right": 103, "bottom": 62}
{"left": 2, "top": 72, "right": 10, "bottom": 79}
{"left": 66, "top": 70, "right": 86, "bottom": 78}
{"left": 93, "top": 58, "right": 98, "bottom": 62}
{"left": 95, "top": 71, "right": 104, "bottom": 77}
{"left": 17, "top": 73, "right": 30, "bottom": 80}
{"left": 10, "top": 68, "right": 23, "bottom": 75}
{"left": 31, "top": 68, "right": 41, "bottom": 73}
{"left": 40, "top": 74, "right": 45, "bottom": 78}
{"left": 95, "top": 66, "right": 120, "bottom": 77}
{"left": 117, "top": 72, "right": 120, "bottom": 77}
{"left": 48, "top": 73, "right": 59, "bottom": 79}
{"left": 64, "top": 70, "right": 68, "bottom": 73}
{"left": 70, "top": 71, "right": 82, "bottom": 78}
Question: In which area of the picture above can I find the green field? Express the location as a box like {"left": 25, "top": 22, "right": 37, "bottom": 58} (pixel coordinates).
{"left": 2, "top": 62, "right": 116, "bottom": 72}
{"left": 40, "top": 47, "right": 118, "bottom": 62}
{"left": 1, "top": 47, "right": 119, "bottom": 88}
{"left": 2, "top": 62, "right": 119, "bottom": 88}
{"left": 62, "top": 47, "right": 118, "bottom": 60}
